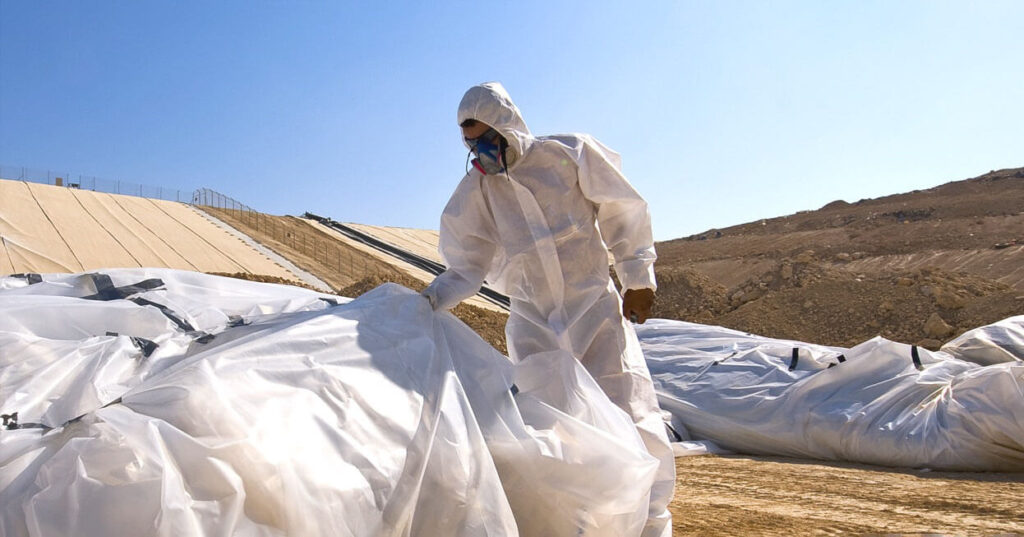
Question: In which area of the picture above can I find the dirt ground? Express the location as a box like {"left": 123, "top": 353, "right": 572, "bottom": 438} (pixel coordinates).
{"left": 669, "top": 455, "right": 1024, "bottom": 536}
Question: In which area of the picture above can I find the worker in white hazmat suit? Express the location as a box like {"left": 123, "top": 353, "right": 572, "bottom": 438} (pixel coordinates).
{"left": 422, "top": 82, "right": 674, "bottom": 537}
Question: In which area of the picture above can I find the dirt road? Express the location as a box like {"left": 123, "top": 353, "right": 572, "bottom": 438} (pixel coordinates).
{"left": 669, "top": 455, "right": 1024, "bottom": 536}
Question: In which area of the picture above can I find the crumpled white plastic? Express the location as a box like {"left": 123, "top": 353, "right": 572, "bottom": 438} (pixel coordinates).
{"left": 941, "top": 314, "right": 1024, "bottom": 366}
{"left": 0, "top": 269, "right": 657, "bottom": 537}
{"left": 637, "top": 318, "right": 1024, "bottom": 471}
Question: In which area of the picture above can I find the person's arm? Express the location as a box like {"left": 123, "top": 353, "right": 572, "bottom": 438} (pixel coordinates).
{"left": 576, "top": 137, "right": 657, "bottom": 322}
{"left": 422, "top": 176, "right": 497, "bottom": 311}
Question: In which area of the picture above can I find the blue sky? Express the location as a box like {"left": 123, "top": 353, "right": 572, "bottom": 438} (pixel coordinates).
{"left": 1, "top": 1, "right": 1021, "bottom": 241}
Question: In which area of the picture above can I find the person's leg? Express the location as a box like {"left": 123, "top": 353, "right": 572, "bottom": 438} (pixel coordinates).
{"left": 575, "top": 297, "right": 675, "bottom": 537}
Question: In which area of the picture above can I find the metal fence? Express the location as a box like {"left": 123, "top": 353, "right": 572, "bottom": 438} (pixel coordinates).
{"left": 0, "top": 164, "right": 190, "bottom": 203}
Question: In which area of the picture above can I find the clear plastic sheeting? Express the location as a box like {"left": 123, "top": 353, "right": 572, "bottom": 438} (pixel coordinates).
{"left": 637, "top": 319, "right": 1024, "bottom": 471}
{"left": 941, "top": 315, "right": 1024, "bottom": 366}
{"left": 0, "top": 269, "right": 657, "bottom": 537}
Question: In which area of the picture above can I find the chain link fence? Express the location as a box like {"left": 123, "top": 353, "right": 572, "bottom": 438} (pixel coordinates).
{"left": 193, "top": 188, "right": 380, "bottom": 281}
{"left": 0, "top": 165, "right": 190, "bottom": 202}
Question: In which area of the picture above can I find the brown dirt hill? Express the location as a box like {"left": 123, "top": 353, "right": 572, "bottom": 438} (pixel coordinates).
{"left": 653, "top": 167, "right": 1024, "bottom": 349}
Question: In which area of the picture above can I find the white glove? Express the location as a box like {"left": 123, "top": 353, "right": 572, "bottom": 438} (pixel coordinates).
{"left": 420, "top": 288, "right": 441, "bottom": 311}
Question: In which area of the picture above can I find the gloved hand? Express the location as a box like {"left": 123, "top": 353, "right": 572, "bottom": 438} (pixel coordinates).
{"left": 420, "top": 287, "right": 441, "bottom": 311}
{"left": 622, "top": 288, "right": 655, "bottom": 324}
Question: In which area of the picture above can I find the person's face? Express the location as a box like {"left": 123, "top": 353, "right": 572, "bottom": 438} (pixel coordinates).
{"left": 462, "top": 121, "right": 491, "bottom": 141}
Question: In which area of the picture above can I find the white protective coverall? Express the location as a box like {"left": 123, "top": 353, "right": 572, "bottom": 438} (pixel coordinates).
{"left": 423, "top": 82, "right": 674, "bottom": 537}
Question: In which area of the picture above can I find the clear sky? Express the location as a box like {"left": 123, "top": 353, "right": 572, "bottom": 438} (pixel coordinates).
{"left": 2, "top": 1, "right": 1021, "bottom": 241}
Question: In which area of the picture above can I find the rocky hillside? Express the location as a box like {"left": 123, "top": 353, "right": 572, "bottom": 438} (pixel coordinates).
{"left": 652, "top": 167, "right": 1024, "bottom": 349}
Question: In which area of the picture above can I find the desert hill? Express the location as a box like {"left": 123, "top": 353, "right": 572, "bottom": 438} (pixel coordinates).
{"left": 652, "top": 167, "right": 1023, "bottom": 348}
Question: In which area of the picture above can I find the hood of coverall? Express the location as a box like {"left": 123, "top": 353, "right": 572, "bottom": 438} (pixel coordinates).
{"left": 458, "top": 83, "right": 533, "bottom": 165}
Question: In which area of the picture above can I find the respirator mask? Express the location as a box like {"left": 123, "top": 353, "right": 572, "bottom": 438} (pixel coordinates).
{"left": 465, "top": 127, "right": 507, "bottom": 175}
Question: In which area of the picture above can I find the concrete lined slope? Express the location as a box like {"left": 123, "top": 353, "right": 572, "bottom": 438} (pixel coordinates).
{"left": 0, "top": 179, "right": 299, "bottom": 280}
{"left": 68, "top": 186, "right": 195, "bottom": 268}
{"left": 0, "top": 180, "right": 82, "bottom": 272}
{"left": 345, "top": 223, "right": 443, "bottom": 265}
{"left": 28, "top": 182, "right": 142, "bottom": 270}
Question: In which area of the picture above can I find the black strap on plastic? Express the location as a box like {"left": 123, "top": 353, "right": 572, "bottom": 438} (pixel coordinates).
{"left": 788, "top": 348, "right": 799, "bottom": 371}
{"left": 665, "top": 422, "right": 685, "bottom": 442}
{"left": 715, "top": 351, "right": 738, "bottom": 366}
{"left": 104, "top": 331, "right": 158, "bottom": 357}
{"left": 193, "top": 332, "right": 215, "bottom": 344}
{"left": 1, "top": 395, "right": 129, "bottom": 434}
{"left": 124, "top": 297, "right": 214, "bottom": 343}
{"left": 911, "top": 345, "right": 924, "bottom": 371}
{"left": 128, "top": 297, "right": 195, "bottom": 332}
{"left": 81, "top": 273, "right": 165, "bottom": 301}
{"left": 319, "top": 297, "right": 340, "bottom": 307}
{"left": 0, "top": 412, "right": 49, "bottom": 431}
{"left": 130, "top": 336, "right": 159, "bottom": 357}
{"left": 11, "top": 273, "right": 43, "bottom": 284}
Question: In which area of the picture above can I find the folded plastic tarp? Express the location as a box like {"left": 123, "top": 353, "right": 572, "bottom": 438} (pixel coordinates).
{"left": 941, "top": 315, "right": 1024, "bottom": 366}
{"left": 0, "top": 269, "right": 657, "bottom": 537}
{"left": 638, "top": 319, "right": 1024, "bottom": 471}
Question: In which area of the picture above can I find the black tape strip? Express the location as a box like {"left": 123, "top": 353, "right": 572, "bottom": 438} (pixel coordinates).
{"left": 510, "top": 383, "right": 520, "bottom": 396}
{"left": 129, "top": 297, "right": 195, "bottom": 332}
{"left": 11, "top": 273, "right": 43, "bottom": 284}
{"left": 911, "top": 345, "right": 924, "bottom": 371}
{"left": 0, "top": 412, "right": 49, "bottom": 431}
{"left": 319, "top": 297, "right": 340, "bottom": 307}
{"left": 788, "top": 348, "right": 799, "bottom": 371}
{"left": 104, "top": 331, "right": 158, "bottom": 357}
{"left": 123, "top": 298, "right": 212, "bottom": 345}
{"left": 130, "top": 336, "right": 158, "bottom": 357}
{"left": 1, "top": 395, "right": 131, "bottom": 434}
{"left": 837, "top": 354, "right": 847, "bottom": 363}
{"left": 665, "top": 422, "right": 685, "bottom": 443}
{"left": 192, "top": 332, "right": 215, "bottom": 344}
{"left": 81, "top": 274, "right": 165, "bottom": 301}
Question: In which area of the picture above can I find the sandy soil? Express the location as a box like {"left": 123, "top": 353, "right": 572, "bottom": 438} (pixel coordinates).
{"left": 669, "top": 455, "right": 1024, "bottom": 536}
